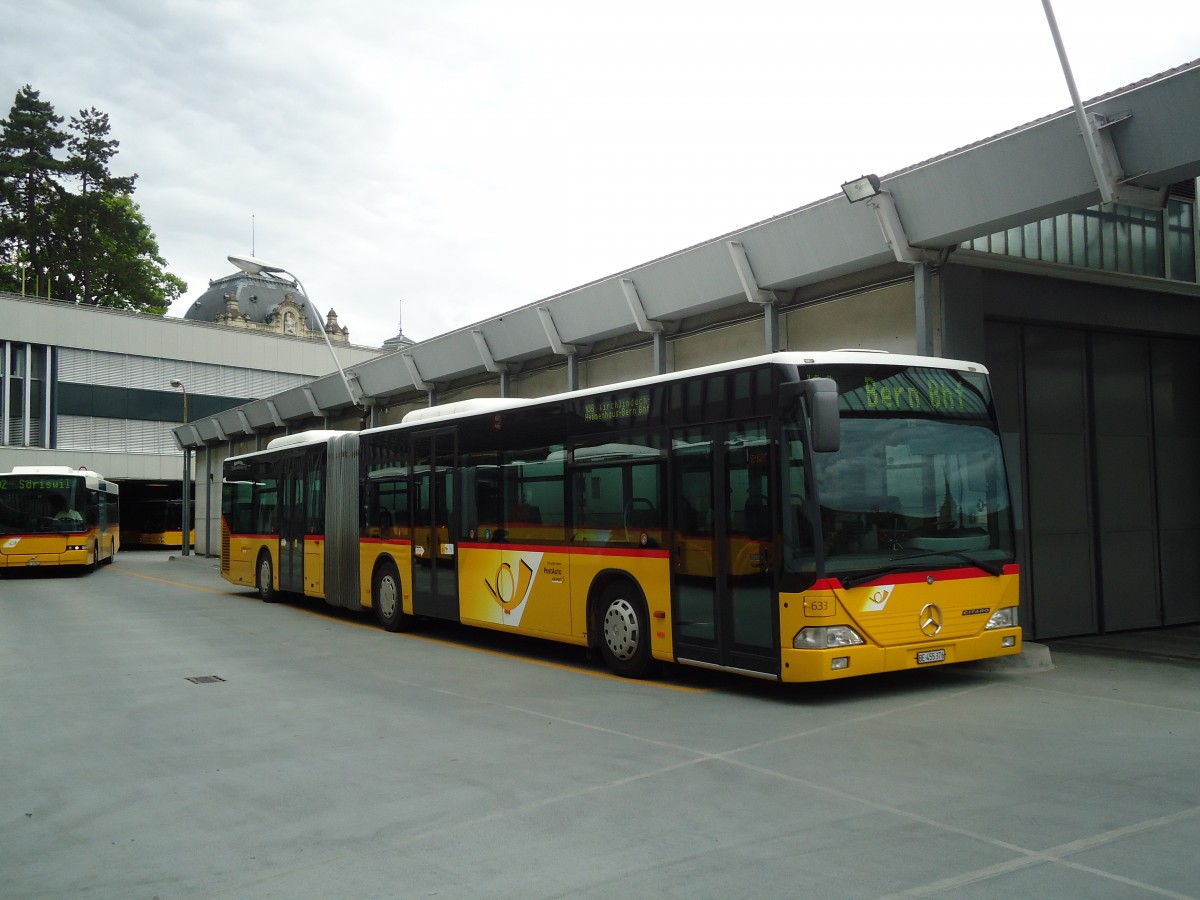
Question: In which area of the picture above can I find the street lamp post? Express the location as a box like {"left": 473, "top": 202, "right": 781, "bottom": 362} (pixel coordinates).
{"left": 170, "top": 379, "right": 192, "bottom": 557}
{"left": 227, "top": 256, "right": 361, "bottom": 410}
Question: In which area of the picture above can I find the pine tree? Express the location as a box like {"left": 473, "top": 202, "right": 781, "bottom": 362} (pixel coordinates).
{"left": 0, "top": 84, "right": 65, "bottom": 295}
{"left": 0, "top": 85, "right": 185, "bottom": 312}
{"left": 62, "top": 106, "right": 137, "bottom": 305}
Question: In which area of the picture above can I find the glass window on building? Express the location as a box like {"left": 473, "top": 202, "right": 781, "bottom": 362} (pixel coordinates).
{"left": 965, "top": 180, "right": 1198, "bottom": 285}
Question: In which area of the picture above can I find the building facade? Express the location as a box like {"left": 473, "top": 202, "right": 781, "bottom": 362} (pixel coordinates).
{"left": 1, "top": 286, "right": 383, "bottom": 549}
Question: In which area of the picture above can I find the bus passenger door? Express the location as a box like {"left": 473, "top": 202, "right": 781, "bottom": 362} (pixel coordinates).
{"left": 278, "top": 457, "right": 307, "bottom": 594}
{"left": 671, "top": 421, "right": 778, "bottom": 677}
{"left": 412, "top": 430, "right": 459, "bottom": 620}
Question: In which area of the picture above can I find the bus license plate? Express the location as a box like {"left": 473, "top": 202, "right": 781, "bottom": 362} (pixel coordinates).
{"left": 917, "top": 649, "right": 946, "bottom": 664}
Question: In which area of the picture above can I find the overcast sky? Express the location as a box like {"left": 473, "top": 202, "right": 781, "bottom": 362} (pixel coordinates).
{"left": 5, "top": 1, "right": 1198, "bottom": 349}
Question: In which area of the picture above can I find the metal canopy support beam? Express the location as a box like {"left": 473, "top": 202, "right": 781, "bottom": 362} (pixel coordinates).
{"left": 236, "top": 410, "right": 252, "bottom": 434}
{"left": 653, "top": 333, "right": 667, "bottom": 375}
{"left": 727, "top": 241, "right": 775, "bottom": 304}
{"left": 301, "top": 387, "right": 322, "bottom": 417}
{"left": 620, "top": 278, "right": 663, "bottom": 334}
{"left": 402, "top": 353, "right": 432, "bottom": 393}
{"left": 864, "top": 192, "right": 936, "bottom": 265}
{"left": 1089, "top": 113, "right": 1167, "bottom": 208}
{"left": 728, "top": 241, "right": 780, "bottom": 353}
{"left": 538, "top": 306, "right": 579, "bottom": 391}
{"left": 264, "top": 400, "right": 284, "bottom": 427}
{"left": 473, "top": 326, "right": 511, "bottom": 394}
{"left": 537, "top": 306, "right": 576, "bottom": 356}
{"left": 1041, "top": 0, "right": 1165, "bottom": 210}
{"left": 347, "top": 375, "right": 368, "bottom": 406}
{"left": 567, "top": 354, "right": 579, "bottom": 392}
{"left": 472, "top": 329, "right": 506, "bottom": 373}
{"left": 764, "top": 303, "right": 780, "bottom": 354}
{"left": 621, "top": 278, "right": 667, "bottom": 374}
{"left": 914, "top": 262, "right": 935, "bottom": 356}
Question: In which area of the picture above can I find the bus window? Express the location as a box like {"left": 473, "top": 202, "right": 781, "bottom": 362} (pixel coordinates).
{"left": 571, "top": 437, "right": 663, "bottom": 546}
{"left": 253, "top": 468, "right": 278, "bottom": 534}
{"left": 457, "top": 450, "right": 499, "bottom": 540}
{"left": 502, "top": 446, "right": 564, "bottom": 543}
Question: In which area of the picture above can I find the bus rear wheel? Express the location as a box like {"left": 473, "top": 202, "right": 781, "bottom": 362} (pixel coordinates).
{"left": 373, "top": 560, "right": 411, "bottom": 632}
{"left": 597, "top": 582, "right": 653, "bottom": 679}
{"left": 257, "top": 552, "right": 276, "bottom": 602}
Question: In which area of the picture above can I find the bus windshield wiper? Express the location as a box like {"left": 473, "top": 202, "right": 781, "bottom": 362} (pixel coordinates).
{"left": 894, "top": 549, "right": 1007, "bottom": 577}
{"left": 836, "top": 550, "right": 1006, "bottom": 589}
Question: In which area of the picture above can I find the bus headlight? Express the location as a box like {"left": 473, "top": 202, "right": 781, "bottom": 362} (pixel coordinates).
{"left": 793, "top": 625, "right": 865, "bottom": 650}
{"left": 67, "top": 543, "right": 87, "bottom": 551}
{"left": 985, "top": 607, "right": 1018, "bottom": 629}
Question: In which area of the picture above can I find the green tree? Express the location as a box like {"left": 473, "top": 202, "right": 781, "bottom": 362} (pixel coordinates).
{"left": 62, "top": 106, "right": 137, "bottom": 305}
{"left": 0, "top": 85, "right": 185, "bottom": 312}
{"left": 0, "top": 84, "right": 65, "bottom": 295}
{"left": 88, "top": 194, "right": 185, "bottom": 314}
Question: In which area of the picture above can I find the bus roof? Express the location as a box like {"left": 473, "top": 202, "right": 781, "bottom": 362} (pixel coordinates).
{"left": 401, "top": 396, "right": 535, "bottom": 425}
{"left": 7, "top": 465, "right": 107, "bottom": 479}
{"left": 363, "top": 350, "right": 989, "bottom": 437}
{"left": 266, "top": 430, "right": 353, "bottom": 451}
{"left": 224, "top": 429, "right": 356, "bottom": 466}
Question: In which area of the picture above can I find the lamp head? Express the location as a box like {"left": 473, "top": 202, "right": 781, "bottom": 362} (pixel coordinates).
{"left": 841, "top": 174, "right": 883, "bottom": 203}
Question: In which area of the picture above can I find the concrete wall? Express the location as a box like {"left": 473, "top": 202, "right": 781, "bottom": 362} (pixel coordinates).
{"left": 785, "top": 281, "right": 920, "bottom": 354}
{"left": 0, "top": 447, "right": 182, "bottom": 481}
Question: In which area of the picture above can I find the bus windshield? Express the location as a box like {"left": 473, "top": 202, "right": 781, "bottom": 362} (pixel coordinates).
{"left": 783, "top": 365, "right": 1015, "bottom": 585}
{"left": 0, "top": 476, "right": 88, "bottom": 534}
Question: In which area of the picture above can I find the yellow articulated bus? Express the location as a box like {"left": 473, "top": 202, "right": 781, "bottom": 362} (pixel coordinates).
{"left": 221, "top": 351, "right": 1021, "bottom": 682}
{"left": 0, "top": 465, "right": 120, "bottom": 571}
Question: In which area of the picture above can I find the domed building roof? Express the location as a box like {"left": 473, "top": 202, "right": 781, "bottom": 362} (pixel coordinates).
{"left": 183, "top": 267, "right": 326, "bottom": 333}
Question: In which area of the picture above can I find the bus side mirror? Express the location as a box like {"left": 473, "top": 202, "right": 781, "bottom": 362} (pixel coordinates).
{"left": 781, "top": 379, "right": 840, "bottom": 453}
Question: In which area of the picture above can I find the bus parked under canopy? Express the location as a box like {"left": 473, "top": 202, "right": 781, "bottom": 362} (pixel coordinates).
{"left": 221, "top": 351, "right": 1020, "bottom": 682}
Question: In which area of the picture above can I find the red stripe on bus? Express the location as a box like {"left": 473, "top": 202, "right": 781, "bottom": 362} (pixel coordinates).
{"left": 458, "top": 541, "right": 670, "bottom": 559}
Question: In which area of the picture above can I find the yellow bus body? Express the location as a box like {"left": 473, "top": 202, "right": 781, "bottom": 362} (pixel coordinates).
{"left": 779, "top": 568, "right": 1022, "bottom": 682}
{"left": 231, "top": 519, "right": 1018, "bottom": 683}
{"left": 0, "top": 525, "right": 118, "bottom": 569}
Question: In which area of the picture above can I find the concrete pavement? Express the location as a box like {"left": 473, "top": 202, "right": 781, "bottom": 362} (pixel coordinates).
{"left": 3, "top": 550, "right": 1198, "bottom": 899}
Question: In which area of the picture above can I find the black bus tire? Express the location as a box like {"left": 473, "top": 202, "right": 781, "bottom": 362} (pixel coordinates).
{"left": 597, "top": 581, "right": 653, "bottom": 679}
{"left": 257, "top": 551, "right": 276, "bottom": 602}
{"left": 373, "top": 559, "right": 411, "bottom": 632}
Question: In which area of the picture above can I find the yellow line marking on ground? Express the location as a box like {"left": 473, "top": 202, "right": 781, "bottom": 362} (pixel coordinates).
{"left": 114, "top": 563, "right": 233, "bottom": 595}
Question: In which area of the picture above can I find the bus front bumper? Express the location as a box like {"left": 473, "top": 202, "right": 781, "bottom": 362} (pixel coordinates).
{"left": 779, "top": 628, "right": 1023, "bottom": 682}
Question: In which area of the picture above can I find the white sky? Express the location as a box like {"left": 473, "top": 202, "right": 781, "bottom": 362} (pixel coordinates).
{"left": 4, "top": 0, "right": 1198, "bottom": 349}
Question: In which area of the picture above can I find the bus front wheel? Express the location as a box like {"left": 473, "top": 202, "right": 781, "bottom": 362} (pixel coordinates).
{"left": 597, "top": 582, "right": 653, "bottom": 679}
{"left": 257, "top": 552, "right": 276, "bottom": 602}
{"left": 373, "top": 560, "right": 411, "bottom": 632}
